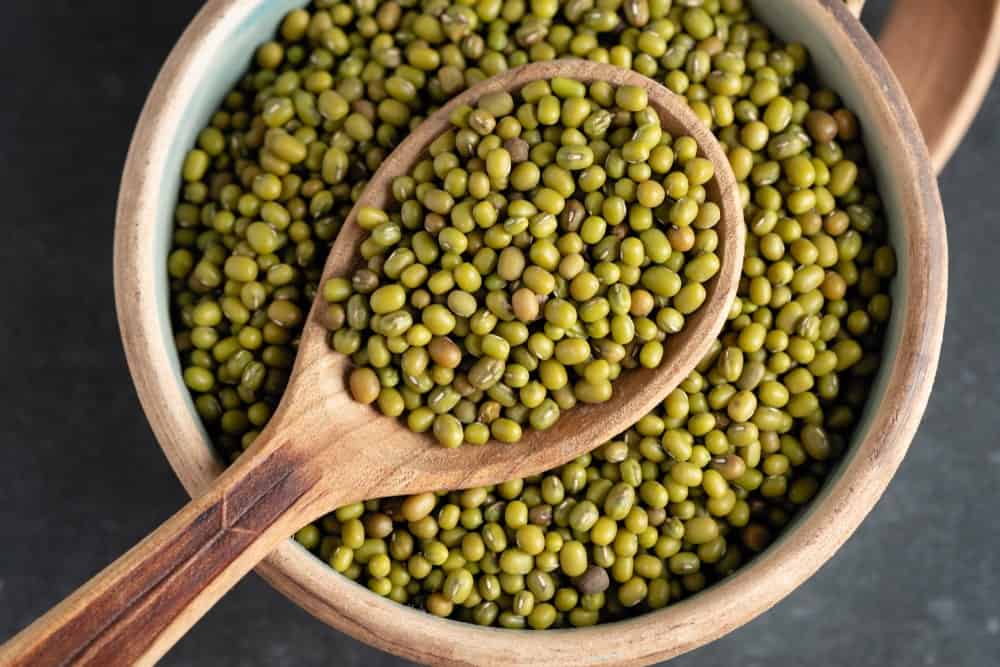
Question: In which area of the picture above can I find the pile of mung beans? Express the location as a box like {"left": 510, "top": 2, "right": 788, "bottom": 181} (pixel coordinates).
{"left": 169, "top": 0, "right": 896, "bottom": 628}
{"left": 320, "top": 79, "right": 723, "bottom": 447}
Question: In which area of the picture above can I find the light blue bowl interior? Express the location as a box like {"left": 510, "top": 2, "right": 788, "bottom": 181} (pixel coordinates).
{"left": 151, "top": 0, "right": 909, "bottom": 548}
{"left": 154, "top": 0, "right": 313, "bottom": 449}
{"left": 750, "top": 0, "right": 909, "bottom": 535}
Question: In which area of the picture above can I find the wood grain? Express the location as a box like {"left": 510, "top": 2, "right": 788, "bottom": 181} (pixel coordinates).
{"left": 0, "top": 61, "right": 744, "bottom": 666}
{"left": 878, "top": 0, "right": 1000, "bottom": 171}
{"left": 851, "top": 0, "right": 1000, "bottom": 171}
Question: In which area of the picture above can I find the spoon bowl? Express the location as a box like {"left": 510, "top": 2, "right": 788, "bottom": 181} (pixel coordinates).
{"left": 0, "top": 60, "right": 743, "bottom": 667}
{"left": 298, "top": 60, "right": 745, "bottom": 492}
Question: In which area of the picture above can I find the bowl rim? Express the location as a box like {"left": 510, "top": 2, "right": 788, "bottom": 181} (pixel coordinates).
{"left": 113, "top": 0, "right": 947, "bottom": 664}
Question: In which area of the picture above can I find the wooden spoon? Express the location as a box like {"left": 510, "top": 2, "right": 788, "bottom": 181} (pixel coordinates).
{"left": 0, "top": 61, "right": 743, "bottom": 667}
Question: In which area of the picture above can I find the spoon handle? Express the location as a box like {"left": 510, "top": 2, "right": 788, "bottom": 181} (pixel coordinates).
{"left": 0, "top": 440, "right": 323, "bottom": 667}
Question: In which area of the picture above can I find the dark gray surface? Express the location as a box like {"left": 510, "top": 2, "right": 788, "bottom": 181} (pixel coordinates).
{"left": 0, "top": 1, "right": 997, "bottom": 665}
